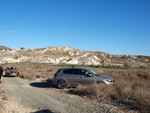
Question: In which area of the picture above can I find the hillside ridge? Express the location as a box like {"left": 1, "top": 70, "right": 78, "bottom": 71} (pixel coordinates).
{"left": 0, "top": 46, "right": 150, "bottom": 67}
{"left": 0, "top": 46, "right": 11, "bottom": 50}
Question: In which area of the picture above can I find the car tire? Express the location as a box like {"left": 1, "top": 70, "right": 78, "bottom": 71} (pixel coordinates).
{"left": 57, "top": 80, "right": 67, "bottom": 89}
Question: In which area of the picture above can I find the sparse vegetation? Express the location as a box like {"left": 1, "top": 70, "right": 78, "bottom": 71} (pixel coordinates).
{"left": 68, "top": 68, "right": 150, "bottom": 113}
{"left": 2, "top": 62, "right": 150, "bottom": 112}
{"left": 14, "top": 56, "right": 19, "bottom": 59}
{"left": 3, "top": 62, "right": 59, "bottom": 80}
{"left": 56, "top": 63, "right": 150, "bottom": 70}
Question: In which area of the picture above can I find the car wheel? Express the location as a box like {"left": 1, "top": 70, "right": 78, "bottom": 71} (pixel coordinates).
{"left": 57, "top": 80, "right": 67, "bottom": 89}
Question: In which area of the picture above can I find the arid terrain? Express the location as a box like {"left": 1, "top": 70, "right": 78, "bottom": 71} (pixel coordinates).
{"left": 0, "top": 46, "right": 150, "bottom": 113}
{"left": 0, "top": 62, "right": 150, "bottom": 113}
{"left": 1, "top": 76, "right": 122, "bottom": 113}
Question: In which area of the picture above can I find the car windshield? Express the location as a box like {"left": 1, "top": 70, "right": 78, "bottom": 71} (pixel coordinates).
{"left": 8, "top": 67, "right": 17, "bottom": 70}
{"left": 88, "top": 69, "right": 99, "bottom": 76}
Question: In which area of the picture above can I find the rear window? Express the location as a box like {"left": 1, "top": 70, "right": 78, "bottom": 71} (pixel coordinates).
{"left": 56, "top": 69, "right": 60, "bottom": 74}
{"left": 63, "top": 69, "right": 78, "bottom": 75}
{"left": 7, "top": 67, "right": 17, "bottom": 70}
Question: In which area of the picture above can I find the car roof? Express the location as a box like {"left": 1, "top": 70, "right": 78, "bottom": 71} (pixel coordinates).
{"left": 8, "top": 66, "right": 16, "bottom": 68}
{"left": 59, "top": 67, "right": 89, "bottom": 71}
{"left": 7, "top": 66, "right": 17, "bottom": 68}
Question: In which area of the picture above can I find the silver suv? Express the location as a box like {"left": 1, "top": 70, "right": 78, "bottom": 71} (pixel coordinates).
{"left": 52, "top": 67, "right": 114, "bottom": 89}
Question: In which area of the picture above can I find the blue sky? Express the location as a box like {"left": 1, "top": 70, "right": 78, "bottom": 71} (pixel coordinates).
{"left": 0, "top": 0, "right": 150, "bottom": 56}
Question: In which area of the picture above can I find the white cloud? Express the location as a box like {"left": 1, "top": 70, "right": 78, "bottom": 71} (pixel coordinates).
{"left": 0, "top": 30, "right": 21, "bottom": 33}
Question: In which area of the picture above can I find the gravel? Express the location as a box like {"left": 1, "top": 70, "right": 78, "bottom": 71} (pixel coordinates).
{"left": 1, "top": 77, "right": 123, "bottom": 113}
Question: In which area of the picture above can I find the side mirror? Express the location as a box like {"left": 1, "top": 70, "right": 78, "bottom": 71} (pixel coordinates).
{"left": 89, "top": 73, "right": 93, "bottom": 77}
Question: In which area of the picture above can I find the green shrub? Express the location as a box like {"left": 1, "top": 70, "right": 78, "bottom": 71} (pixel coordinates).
{"left": 14, "top": 56, "right": 19, "bottom": 59}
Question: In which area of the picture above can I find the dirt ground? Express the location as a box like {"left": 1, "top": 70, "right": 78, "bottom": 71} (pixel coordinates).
{"left": 1, "top": 77, "right": 123, "bottom": 113}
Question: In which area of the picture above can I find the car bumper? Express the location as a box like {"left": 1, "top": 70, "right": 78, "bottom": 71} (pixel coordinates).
{"left": 6, "top": 72, "right": 19, "bottom": 77}
{"left": 52, "top": 78, "right": 58, "bottom": 85}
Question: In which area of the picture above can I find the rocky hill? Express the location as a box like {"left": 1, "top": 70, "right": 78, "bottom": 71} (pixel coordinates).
{"left": 0, "top": 46, "right": 150, "bottom": 67}
{"left": 0, "top": 46, "right": 11, "bottom": 50}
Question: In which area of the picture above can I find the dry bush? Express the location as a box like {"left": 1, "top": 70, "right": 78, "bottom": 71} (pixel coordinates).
{"left": 132, "top": 80, "right": 150, "bottom": 113}
{"left": 69, "top": 68, "right": 150, "bottom": 113}
{"left": 17, "top": 64, "right": 55, "bottom": 80}
{"left": 69, "top": 83, "right": 113, "bottom": 103}
{"left": 111, "top": 81, "right": 133, "bottom": 101}
{"left": 134, "top": 89, "right": 150, "bottom": 113}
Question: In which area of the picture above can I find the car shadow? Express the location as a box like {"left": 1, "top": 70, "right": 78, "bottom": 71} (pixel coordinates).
{"left": 29, "top": 79, "right": 57, "bottom": 88}
{"left": 2, "top": 75, "right": 16, "bottom": 77}
{"left": 32, "top": 109, "right": 54, "bottom": 113}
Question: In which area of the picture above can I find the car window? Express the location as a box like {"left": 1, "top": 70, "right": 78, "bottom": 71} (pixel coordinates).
{"left": 8, "top": 67, "right": 17, "bottom": 70}
{"left": 63, "top": 69, "right": 78, "bottom": 75}
{"left": 56, "top": 69, "right": 60, "bottom": 74}
{"left": 88, "top": 69, "right": 99, "bottom": 76}
{"left": 78, "top": 69, "right": 86, "bottom": 75}
{"left": 78, "top": 69, "right": 92, "bottom": 77}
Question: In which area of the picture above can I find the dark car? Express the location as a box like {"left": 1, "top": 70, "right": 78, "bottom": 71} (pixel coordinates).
{"left": 5, "top": 67, "right": 19, "bottom": 77}
{"left": 52, "top": 67, "right": 114, "bottom": 89}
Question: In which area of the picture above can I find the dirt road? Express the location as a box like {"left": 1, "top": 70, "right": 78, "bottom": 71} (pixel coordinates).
{"left": 1, "top": 77, "right": 122, "bottom": 113}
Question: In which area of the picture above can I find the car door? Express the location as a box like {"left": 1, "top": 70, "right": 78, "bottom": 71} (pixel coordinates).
{"left": 77, "top": 69, "right": 94, "bottom": 85}
{"left": 63, "top": 69, "right": 79, "bottom": 85}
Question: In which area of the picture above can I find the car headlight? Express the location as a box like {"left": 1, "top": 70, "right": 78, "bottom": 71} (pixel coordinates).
{"left": 106, "top": 79, "right": 114, "bottom": 84}
{"left": 106, "top": 80, "right": 113, "bottom": 82}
